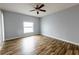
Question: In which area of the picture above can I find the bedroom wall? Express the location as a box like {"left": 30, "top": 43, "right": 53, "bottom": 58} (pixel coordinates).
{"left": 41, "top": 5, "right": 79, "bottom": 44}
{"left": 3, "top": 11, "right": 40, "bottom": 40}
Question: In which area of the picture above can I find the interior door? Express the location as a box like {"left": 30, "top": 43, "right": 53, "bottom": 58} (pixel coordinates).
{"left": 0, "top": 10, "right": 4, "bottom": 50}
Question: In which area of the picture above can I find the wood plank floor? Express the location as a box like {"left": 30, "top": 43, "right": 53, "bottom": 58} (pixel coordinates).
{"left": 0, "top": 35, "right": 79, "bottom": 55}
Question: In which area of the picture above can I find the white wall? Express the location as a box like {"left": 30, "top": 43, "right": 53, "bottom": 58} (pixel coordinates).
{"left": 3, "top": 11, "right": 40, "bottom": 40}
{"left": 0, "top": 10, "right": 4, "bottom": 49}
{"left": 41, "top": 5, "right": 79, "bottom": 44}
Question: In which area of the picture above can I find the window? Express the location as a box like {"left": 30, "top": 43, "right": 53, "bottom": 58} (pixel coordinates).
{"left": 23, "top": 22, "right": 34, "bottom": 33}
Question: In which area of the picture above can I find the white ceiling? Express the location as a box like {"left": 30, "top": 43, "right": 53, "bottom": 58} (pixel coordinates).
{"left": 0, "top": 3, "right": 78, "bottom": 17}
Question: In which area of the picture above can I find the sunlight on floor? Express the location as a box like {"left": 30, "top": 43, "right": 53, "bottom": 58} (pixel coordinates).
{"left": 21, "top": 37, "right": 38, "bottom": 54}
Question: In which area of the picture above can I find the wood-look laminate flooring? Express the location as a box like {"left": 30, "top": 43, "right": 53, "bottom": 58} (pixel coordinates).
{"left": 0, "top": 35, "right": 79, "bottom": 55}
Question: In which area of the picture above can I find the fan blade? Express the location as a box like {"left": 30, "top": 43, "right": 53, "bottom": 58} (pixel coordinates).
{"left": 39, "top": 9, "right": 46, "bottom": 12}
{"left": 30, "top": 10, "right": 35, "bottom": 11}
{"left": 37, "top": 11, "right": 39, "bottom": 14}
{"left": 36, "top": 5, "right": 39, "bottom": 8}
{"left": 38, "top": 4, "right": 44, "bottom": 9}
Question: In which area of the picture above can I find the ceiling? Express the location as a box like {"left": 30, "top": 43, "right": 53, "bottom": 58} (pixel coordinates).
{"left": 0, "top": 3, "right": 78, "bottom": 17}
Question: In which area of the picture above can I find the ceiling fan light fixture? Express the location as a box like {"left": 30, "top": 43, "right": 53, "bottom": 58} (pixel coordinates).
{"left": 30, "top": 4, "right": 46, "bottom": 14}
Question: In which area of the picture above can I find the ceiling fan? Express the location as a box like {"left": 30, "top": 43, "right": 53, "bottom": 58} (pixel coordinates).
{"left": 30, "top": 4, "right": 46, "bottom": 14}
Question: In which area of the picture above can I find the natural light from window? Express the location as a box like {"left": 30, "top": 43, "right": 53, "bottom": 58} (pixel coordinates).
{"left": 23, "top": 22, "right": 34, "bottom": 33}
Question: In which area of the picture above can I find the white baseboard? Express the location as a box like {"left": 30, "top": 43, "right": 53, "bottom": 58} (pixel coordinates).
{"left": 5, "top": 36, "right": 23, "bottom": 41}
{"left": 42, "top": 34, "right": 79, "bottom": 46}
{"left": 5, "top": 34, "right": 39, "bottom": 41}
{"left": 5, "top": 34, "right": 79, "bottom": 46}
